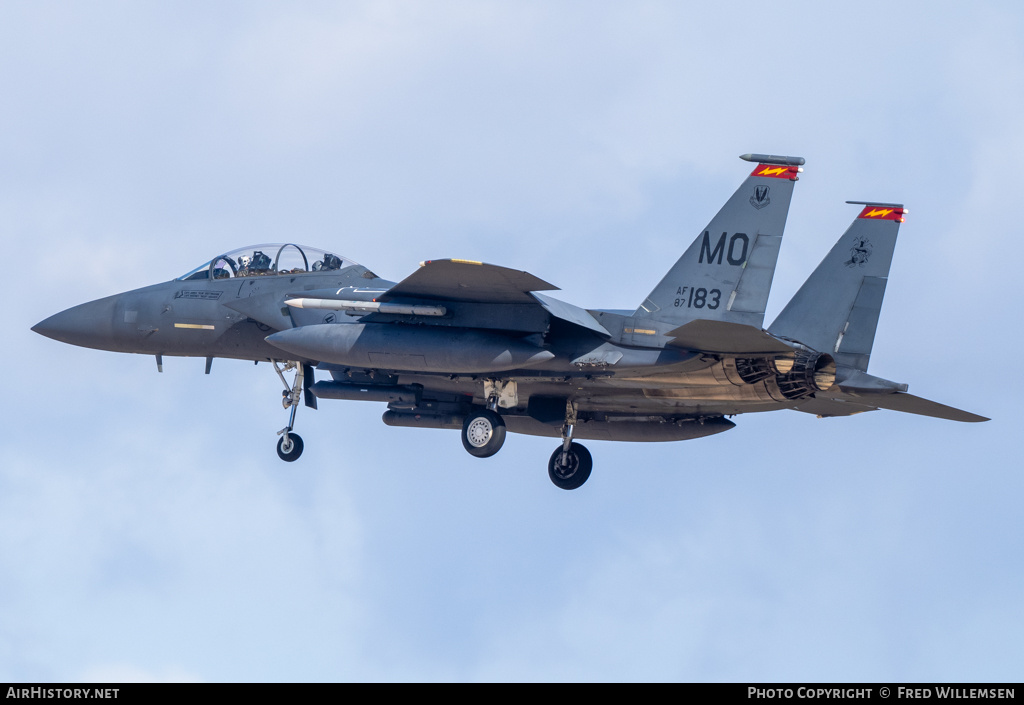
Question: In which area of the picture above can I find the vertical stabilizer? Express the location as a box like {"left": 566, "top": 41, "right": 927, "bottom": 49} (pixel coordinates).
{"left": 635, "top": 154, "right": 803, "bottom": 328}
{"left": 769, "top": 203, "right": 906, "bottom": 371}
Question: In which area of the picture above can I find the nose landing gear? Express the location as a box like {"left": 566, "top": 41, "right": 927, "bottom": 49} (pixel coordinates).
{"left": 277, "top": 432, "right": 304, "bottom": 462}
{"left": 272, "top": 360, "right": 315, "bottom": 462}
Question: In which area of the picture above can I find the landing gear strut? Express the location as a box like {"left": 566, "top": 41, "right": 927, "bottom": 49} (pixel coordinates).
{"left": 548, "top": 400, "right": 592, "bottom": 490}
{"left": 272, "top": 360, "right": 309, "bottom": 462}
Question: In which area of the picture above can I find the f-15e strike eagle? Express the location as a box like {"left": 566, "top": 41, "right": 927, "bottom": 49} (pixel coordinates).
{"left": 33, "top": 154, "right": 987, "bottom": 489}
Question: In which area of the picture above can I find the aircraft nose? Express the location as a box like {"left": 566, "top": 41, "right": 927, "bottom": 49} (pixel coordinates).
{"left": 32, "top": 296, "right": 117, "bottom": 350}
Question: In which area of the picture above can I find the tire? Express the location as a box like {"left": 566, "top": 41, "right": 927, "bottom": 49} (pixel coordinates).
{"left": 277, "top": 433, "right": 304, "bottom": 462}
{"left": 547, "top": 442, "right": 592, "bottom": 490}
{"left": 461, "top": 409, "right": 507, "bottom": 458}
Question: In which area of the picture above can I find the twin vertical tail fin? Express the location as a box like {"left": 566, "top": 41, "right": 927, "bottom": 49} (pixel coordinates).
{"left": 768, "top": 203, "right": 907, "bottom": 372}
{"left": 635, "top": 154, "right": 803, "bottom": 329}
{"left": 771, "top": 204, "right": 988, "bottom": 423}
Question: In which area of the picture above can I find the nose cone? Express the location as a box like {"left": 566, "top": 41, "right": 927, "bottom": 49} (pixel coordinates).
{"left": 33, "top": 296, "right": 117, "bottom": 350}
{"left": 265, "top": 327, "right": 324, "bottom": 361}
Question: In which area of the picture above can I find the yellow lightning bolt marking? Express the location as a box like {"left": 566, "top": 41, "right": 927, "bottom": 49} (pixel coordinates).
{"left": 757, "top": 166, "right": 788, "bottom": 176}
{"left": 863, "top": 208, "right": 893, "bottom": 218}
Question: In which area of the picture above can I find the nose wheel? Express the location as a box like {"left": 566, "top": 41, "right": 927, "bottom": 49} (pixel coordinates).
{"left": 277, "top": 432, "right": 304, "bottom": 462}
{"left": 272, "top": 360, "right": 314, "bottom": 462}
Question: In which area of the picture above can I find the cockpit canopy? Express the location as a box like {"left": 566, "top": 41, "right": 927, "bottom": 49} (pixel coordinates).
{"left": 178, "top": 244, "right": 360, "bottom": 281}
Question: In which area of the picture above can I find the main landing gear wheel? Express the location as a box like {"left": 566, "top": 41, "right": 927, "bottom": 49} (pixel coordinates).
{"left": 277, "top": 433, "right": 304, "bottom": 462}
{"left": 548, "top": 442, "right": 592, "bottom": 490}
{"left": 461, "top": 409, "right": 506, "bottom": 458}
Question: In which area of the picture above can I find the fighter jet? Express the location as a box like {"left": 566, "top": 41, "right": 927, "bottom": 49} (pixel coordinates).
{"left": 33, "top": 154, "right": 988, "bottom": 489}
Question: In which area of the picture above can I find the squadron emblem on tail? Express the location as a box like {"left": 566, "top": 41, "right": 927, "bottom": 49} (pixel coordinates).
{"left": 844, "top": 236, "right": 873, "bottom": 267}
{"left": 750, "top": 185, "right": 771, "bottom": 209}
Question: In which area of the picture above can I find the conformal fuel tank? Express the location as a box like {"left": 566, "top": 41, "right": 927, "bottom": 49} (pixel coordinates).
{"left": 266, "top": 323, "right": 555, "bottom": 373}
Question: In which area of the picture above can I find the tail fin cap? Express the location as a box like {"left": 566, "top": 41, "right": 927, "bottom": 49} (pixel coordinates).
{"left": 739, "top": 153, "right": 806, "bottom": 166}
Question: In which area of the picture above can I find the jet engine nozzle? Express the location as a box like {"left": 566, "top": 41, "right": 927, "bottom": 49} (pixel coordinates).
{"left": 775, "top": 351, "right": 836, "bottom": 400}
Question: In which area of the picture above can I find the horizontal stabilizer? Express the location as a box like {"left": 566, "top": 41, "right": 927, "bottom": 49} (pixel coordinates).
{"left": 854, "top": 391, "right": 989, "bottom": 423}
{"left": 666, "top": 319, "right": 794, "bottom": 354}
{"left": 797, "top": 388, "right": 989, "bottom": 421}
{"left": 383, "top": 259, "right": 558, "bottom": 304}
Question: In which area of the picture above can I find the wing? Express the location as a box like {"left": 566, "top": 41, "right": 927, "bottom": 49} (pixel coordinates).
{"left": 381, "top": 259, "right": 558, "bottom": 303}
{"left": 286, "top": 259, "right": 611, "bottom": 337}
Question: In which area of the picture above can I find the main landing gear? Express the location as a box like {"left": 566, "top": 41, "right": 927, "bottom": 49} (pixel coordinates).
{"left": 460, "top": 379, "right": 511, "bottom": 457}
{"left": 272, "top": 360, "right": 313, "bottom": 462}
{"left": 461, "top": 408, "right": 506, "bottom": 457}
{"left": 459, "top": 393, "right": 593, "bottom": 490}
{"left": 548, "top": 443, "right": 592, "bottom": 491}
{"left": 548, "top": 400, "right": 592, "bottom": 490}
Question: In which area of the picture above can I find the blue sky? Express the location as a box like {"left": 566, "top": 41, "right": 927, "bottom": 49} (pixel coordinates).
{"left": 2, "top": 0, "right": 1021, "bottom": 681}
